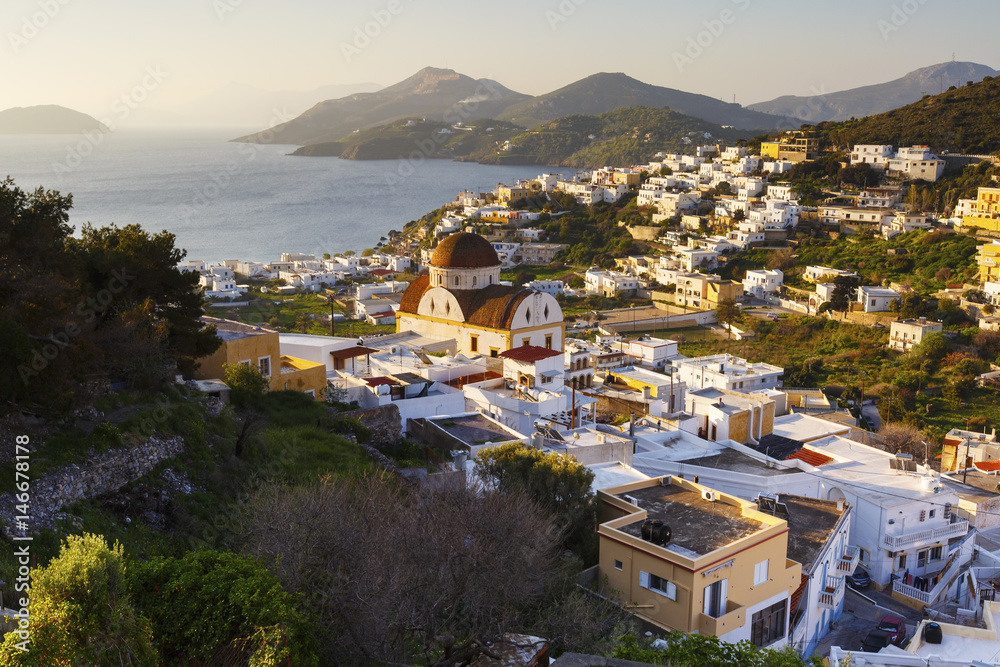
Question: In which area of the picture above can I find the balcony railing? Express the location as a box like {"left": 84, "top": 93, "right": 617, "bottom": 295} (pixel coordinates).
{"left": 698, "top": 599, "right": 745, "bottom": 638}
{"left": 892, "top": 578, "right": 932, "bottom": 605}
{"left": 882, "top": 519, "right": 969, "bottom": 551}
{"left": 836, "top": 545, "right": 860, "bottom": 574}
{"left": 819, "top": 574, "right": 845, "bottom": 610}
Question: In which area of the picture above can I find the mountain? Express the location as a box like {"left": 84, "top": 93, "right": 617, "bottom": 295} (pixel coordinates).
{"left": 495, "top": 72, "right": 799, "bottom": 131}
{"left": 234, "top": 67, "right": 530, "bottom": 145}
{"left": 173, "top": 81, "right": 382, "bottom": 127}
{"left": 0, "top": 105, "right": 109, "bottom": 134}
{"left": 811, "top": 74, "right": 1000, "bottom": 154}
{"left": 470, "top": 106, "right": 757, "bottom": 168}
{"left": 749, "top": 61, "right": 999, "bottom": 123}
{"left": 289, "top": 107, "right": 756, "bottom": 169}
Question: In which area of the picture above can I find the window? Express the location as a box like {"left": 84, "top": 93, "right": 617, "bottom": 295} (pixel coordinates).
{"left": 522, "top": 338, "right": 530, "bottom": 347}
{"left": 918, "top": 550, "right": 927, "bottom": 568}
{"left": 751, "top": 599, "right": 787, "bottom": 647}
{"left": 859, "top": 547, "right": 871, "bottom": 565}
{"left": 545, "top": 334, "right": 553, "bottom": 350}
{"left": 470, "top": 335, "right": 478, "bottom": 353}
{"left": 239, "top": 359, "right": 251, "bottom": 368}
{"left": 614, "top": 560, "right": 623, "bottom": 571}
{"left": 754, "top": 559, "right": 769, "bottom": 586}
{"left": 258, "top": 356, "right": 271, "bottom": 378}
{"left": 490, "top": 348, "right": 498, "bottom": 358}
{"left": 639, "top": 571, "right": 676, "bottom": 601}
{"left": 472, "top": 276, "right": 477, "bottom": 287}
{"left": 897, "top": 554, "right": 907, "bottom": 571}
{"left": 929, "top": 509, "right": 936, "bottom": 519}
{"left": 930, "top": 546, "right": 942, "bottom": 561}
{"left": 703, "top": 579, "right": 727, "bottom": 618}
{"left": 454, "top": 276, "right": 460, "bottom": 286}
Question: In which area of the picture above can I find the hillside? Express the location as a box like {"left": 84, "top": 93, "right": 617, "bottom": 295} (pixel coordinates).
{"left": 750, "top": 61, "right": 998, "bottom": 123}
{"left": 289, "top": 118, "right": 524, "bottom": 159}
{"left": 496, "top": 72, "right": 797, "bottom": 131}
{"left": 810, "top": 74, "right": 1000, "bottom": 154}
{"left": 0, "top": 104, "right": 109, "bottom": 134}
{"left": 469, "top": 106, "right": 756, "bottom": 168}
{"left": 289, "top": 107, "right": 754, "bottom": 168}
{"left": 234, "top": 67, "right": 529, "bottom": 145}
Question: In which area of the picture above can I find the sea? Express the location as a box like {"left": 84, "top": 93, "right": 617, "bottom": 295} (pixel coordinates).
{"left": 0, "top": 128, "right": 555, "bottom": 263}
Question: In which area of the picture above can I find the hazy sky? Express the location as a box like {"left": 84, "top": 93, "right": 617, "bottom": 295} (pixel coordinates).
{"left": 3, "top": 0, "right": 998, "bottom": 123}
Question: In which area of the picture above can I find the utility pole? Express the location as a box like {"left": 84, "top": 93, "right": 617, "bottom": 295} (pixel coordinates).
{"left": 328, "top": 296, "right": 336, "bottom": 336}
{"left": 963, "top": 437, "right": 972, "bottom": 484}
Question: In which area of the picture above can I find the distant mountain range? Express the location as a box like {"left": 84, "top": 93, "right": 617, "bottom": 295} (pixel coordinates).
{"left": 811, "top": 74, "right": 1000, "bottom": 155}
{"left": 234, "top": 68, "right": 530, "bottom": 145}
{"left": 494, "top": 72, "right": 796, "bottom": 131}
{"left": 749, "top": 61, "right": 999, "bottom": 123}
{"left": 288, "top": 106, "right": 757, "bottom": 168}
{"left": 0, "top": 105, "right": 108, "bottom": 134}
{"left": 234, "top": 67, "right": 800, "bottom": 146}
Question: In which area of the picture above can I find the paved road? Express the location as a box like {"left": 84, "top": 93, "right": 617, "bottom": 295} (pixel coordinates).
{"left": 813, "top": 587, "right": 923, "bottom": 658}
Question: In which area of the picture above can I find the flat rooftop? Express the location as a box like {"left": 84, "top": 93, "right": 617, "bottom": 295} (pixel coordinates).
{"left": 430, "top": 414, "right": 520, "bottom": 446}
{"left": 778, "top": 494, "right": 846, "bottom": 569}
{"left": 616, "top": 484, "right": 763, "bottom": 557}
{"left": 202, "top": 317, "right": 275, "bottom": 341}
{"left": 681, "top": 448, "right": 799, "bottom": 477}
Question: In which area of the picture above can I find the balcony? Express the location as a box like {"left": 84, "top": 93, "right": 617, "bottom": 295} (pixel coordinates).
{"left": 698, "top": 599, "right": 745, "bottom": 638}
{"left": 836, "top": 545, "right": 860, "bottom": 575}
{"left": 882, "top": 519, "right": 969, "bottom": 551}
{"left": 819, "top": 574, "right": 845, "bottom": 610}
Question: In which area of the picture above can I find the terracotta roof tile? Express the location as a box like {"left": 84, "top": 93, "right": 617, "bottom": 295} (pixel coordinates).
{"left": 500, "top": 345, "right": 563, "bottom": 363}
{"left": 431, "top": 232, "right": 499, "bottom": 268}
{"left": 399, "top": 275, "right": 431, "bottom": 314}
{"left": 785, "top": 448, "right": 834, "bottom": 467}
{"left": 975, "top": 461, "right": 1000, "bottom": 472}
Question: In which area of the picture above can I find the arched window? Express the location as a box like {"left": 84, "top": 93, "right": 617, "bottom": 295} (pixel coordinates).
{"left": 489, "top": 275, "right": 493, "bottom": 284}
{"left": 454, "top": 276, "right": 460, "bottom": 286}
{"left": 473, "top": 276, "right": 477, "bottom": 287}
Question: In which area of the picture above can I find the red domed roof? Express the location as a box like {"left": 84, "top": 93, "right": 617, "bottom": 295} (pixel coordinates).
{"left": 431, "top": 232, "right": 499, "bottom": 269}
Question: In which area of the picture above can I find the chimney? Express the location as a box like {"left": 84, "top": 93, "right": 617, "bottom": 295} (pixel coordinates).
{"left": 836, "top": 498, "right": 845, "bottom": 512}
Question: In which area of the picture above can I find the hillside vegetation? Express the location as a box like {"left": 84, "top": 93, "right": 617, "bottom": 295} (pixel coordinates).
{"left": 812, "top": 75, "right": 1000, "bottom": 154}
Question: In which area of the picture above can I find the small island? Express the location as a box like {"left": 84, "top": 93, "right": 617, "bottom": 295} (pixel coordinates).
{"left": 0, "top": 104, "right": 109, "bottom": 134}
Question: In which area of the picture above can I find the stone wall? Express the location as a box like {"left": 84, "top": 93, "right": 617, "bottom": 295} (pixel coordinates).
{"left": 338, "top": 404, "right": 402, "bottom": 448}
{"left": 0, "top": 435, "right": 184, "bottom": 537}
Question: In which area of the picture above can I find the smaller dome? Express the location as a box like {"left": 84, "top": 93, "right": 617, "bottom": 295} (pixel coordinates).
{"left": 431, "top": 232, "right": 500, "bottom": 269}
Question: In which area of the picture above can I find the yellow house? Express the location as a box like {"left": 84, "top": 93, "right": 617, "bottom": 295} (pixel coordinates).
{"left": 759, "top": 133, "right": 818, "bottom": 163}
{"left": 976, "top": 240, "right": 1000, "bottom": 283}
{"left": 497, "top": 183, "right": 534, "bottom": 204}
{"left": 613, "top": 171, "right": 641, "bottom": 187}
{"left": 196, "top": 317, "right": 326, "bottom": 400}
{"left": 964, "top": 187, "right": 1000, "bottom": 233}
{"left": 597, "top": 476, "right": 801, "bottom": 648}
{"left": 760, "top": 142, "right": 781, "bottom": 160}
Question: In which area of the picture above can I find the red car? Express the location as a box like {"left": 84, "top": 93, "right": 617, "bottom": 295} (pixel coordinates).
{"left": 876, "top": 615, "right": 907, "bottom": 647}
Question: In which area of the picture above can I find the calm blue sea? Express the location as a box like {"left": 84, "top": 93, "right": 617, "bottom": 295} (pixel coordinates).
{"left": 0, "top": 128, "right": 552, "bottom": 263}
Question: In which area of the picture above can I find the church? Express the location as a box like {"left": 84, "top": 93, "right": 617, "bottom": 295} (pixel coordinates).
{"left": 396, "top": 232, "right": 565, "bottom": 358}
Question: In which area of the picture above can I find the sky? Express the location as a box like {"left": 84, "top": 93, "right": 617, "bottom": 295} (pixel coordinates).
{"left": 3, "top": 0, "right": 998, "bottom": 125}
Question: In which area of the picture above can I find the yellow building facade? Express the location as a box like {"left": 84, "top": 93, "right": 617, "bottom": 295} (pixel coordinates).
{"left": 597, "top": 477, "right": 801, "bottom": 646}
{"left": 964, "top": 187, "right": 1000, "bottom": 233}
{"left": 196, "top": 318, "right": 326, "bottom": 399}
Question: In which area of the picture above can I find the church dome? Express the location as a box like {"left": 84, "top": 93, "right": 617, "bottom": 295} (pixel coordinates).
{"left": 431, "top": 233, "right": 500, "bottom": 269}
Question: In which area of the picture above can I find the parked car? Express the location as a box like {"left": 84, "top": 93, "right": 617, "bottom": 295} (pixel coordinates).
{"left": 877, "top": 615, "right": 908, "bottom": 647}
{"left": 846, "top": 566, "right": 870, "bottom": 588}
{"left": 862, "top": 629, "right": 893, "bottom": 653}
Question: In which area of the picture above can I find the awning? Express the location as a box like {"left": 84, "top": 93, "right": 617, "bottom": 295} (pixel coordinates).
{"left": 331, "top": 346, "right": 379, "bottom": 360}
